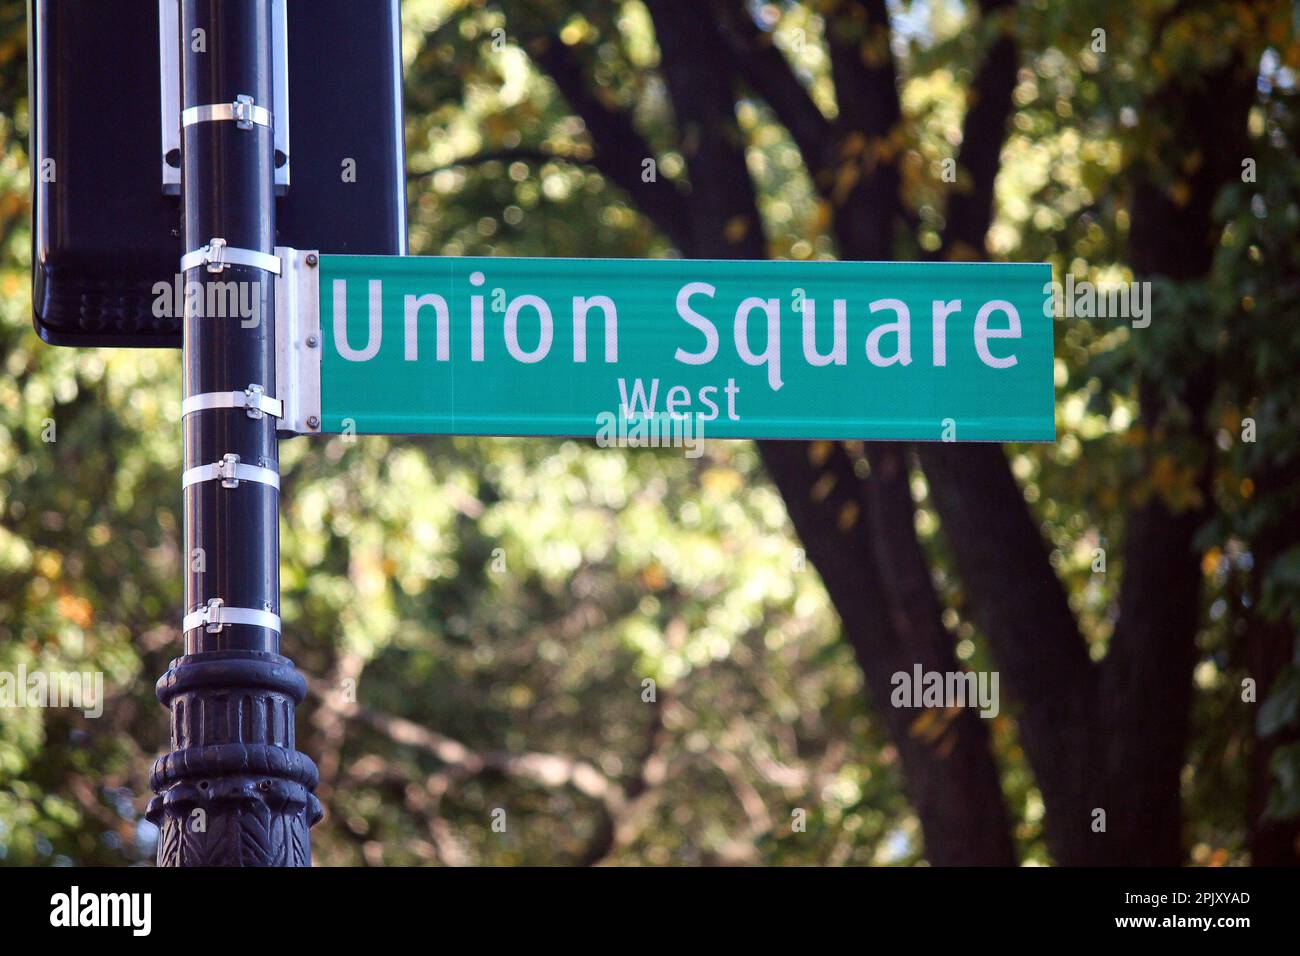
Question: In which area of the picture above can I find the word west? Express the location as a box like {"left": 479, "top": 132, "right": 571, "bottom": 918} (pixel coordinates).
{"left": 595, "top": 410, "right": 704, "bottom": 459}
{"left": 152, "top": 273, "right": 261, "bottom": 327}
{"left": 890, "top": 664, "right": 1000, "bottom": 719}
{"left": 332, "top": 276, "right": 1027, "bottom": 395}
{"left": 0, "top": 665, "right": 103, "bottom": 718}
{"left": 1043, "top": 273, "right": 1151, "bottom": 328}
{"left": 49, "top": 886, "right": 152, "bottom": 936}
{"left": 616, "top": 376, "right": 738, "bottom": 425}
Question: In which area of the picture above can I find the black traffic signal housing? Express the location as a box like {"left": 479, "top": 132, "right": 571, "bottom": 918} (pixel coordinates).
{"left": 29, "top": 0, "right": 407, "bottom": 347}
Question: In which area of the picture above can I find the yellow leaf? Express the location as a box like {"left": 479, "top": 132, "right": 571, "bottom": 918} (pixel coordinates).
{"left": 58, "top": 594, "right": 94, "bottom": 629}
{"left": 724, "top": 216, "right": 750, "bottom": 243}
{"left": 910, "top": 709, "right": 939, "bottom": 738}
{"left": 37, "top": 551, "right": 62, "bottom": 580}
{"left": 947, "top": 240, "right": 981, "bottom": 262}
{"left": 641, "top": 563, "right": 667, "bottom": 591}
{"left": 833, "top": 162, "right": 861, "bottom": 203}
{"left": 810, "top": 471, "right": 837, "bottom": 504}
{"left": 810, "top": 200, "right": 832, "bottom": 234}
{"left": 840, "top": 132, "right": 867, "bottom": 158}
{"left": 1151, "top": 454, "right": 1176, "bottom": 490}
{"left": 702, "top": 467, "right": 743, "bottom": 496}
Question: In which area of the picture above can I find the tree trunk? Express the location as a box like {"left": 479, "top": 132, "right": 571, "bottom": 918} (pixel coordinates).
{"left": 646, "top": 0, "right": 1016, "bottom": 864}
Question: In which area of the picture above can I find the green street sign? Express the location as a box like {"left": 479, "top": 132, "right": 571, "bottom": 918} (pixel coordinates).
{"left": 314, "top": 255, "right": 1054, "bottom": 442}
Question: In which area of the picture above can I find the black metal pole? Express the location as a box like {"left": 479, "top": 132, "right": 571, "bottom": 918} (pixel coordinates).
{"left": 147, "top": 0, "right": 320, "bottom": 866}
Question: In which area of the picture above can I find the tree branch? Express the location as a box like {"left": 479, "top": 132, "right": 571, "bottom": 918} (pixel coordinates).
{"left": 578, "top": 693, "right": 673, "bottom": 866}
{"left": 522, "top": 34, "right": 692, "bottom": 250}
{"left": 914, "top": 0, "right": 1102, "bottom": 860}
{"left": 939, "top": 0, "right": 1018, "bottom": 260}
{"left": 644, "top": 0, "right": 766, "bottom": 258}
{"left": 312, "top": 672, "right": 676, "bottom": 866}
{"left": 825, "top": 0, "right": 902, "bottom": 137}
{"left": 1095, "top": 53, "right": 1259, "bottom": 862}
{"left": 822, "top": 0, "right": 903, "bottom": 258}
{"left": 407, "top": 146, "right": 593, "bottom": 182}
{"left": 916, "top": 441, "right": 1098, "bottom": 849}
{"left": 709, "top": 1, "right": 835, "bottom": 177}
{"left": 760, "top": 442, "right": 1017, "bottom": 864}
{"left": 644, "top": 0, "right": 1016, "bottom": 863}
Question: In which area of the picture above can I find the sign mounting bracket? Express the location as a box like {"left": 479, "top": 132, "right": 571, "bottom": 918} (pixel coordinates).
{"left": 274, "top": 248, "right": 323, "bottom": 436}
{"left": 159, "top": 0, "right": 290, "bottom": 195}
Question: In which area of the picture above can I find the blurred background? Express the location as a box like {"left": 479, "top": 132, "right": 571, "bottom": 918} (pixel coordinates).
{"left": 1, "top": 0, "right": 1298, "bottom": 866}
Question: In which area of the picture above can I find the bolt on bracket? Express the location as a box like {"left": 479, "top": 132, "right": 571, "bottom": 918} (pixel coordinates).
{"left": 273, "top": 248, "right": 323, "bottom": 436}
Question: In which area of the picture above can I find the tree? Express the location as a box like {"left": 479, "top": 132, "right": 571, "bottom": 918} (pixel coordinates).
{"left": 474, "top": 0, "right": 1297, "bottom": 863}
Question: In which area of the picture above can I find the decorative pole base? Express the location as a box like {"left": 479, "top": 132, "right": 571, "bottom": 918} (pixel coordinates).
{"left": 147, "top": 650, "right": 322, "bottom": 867}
